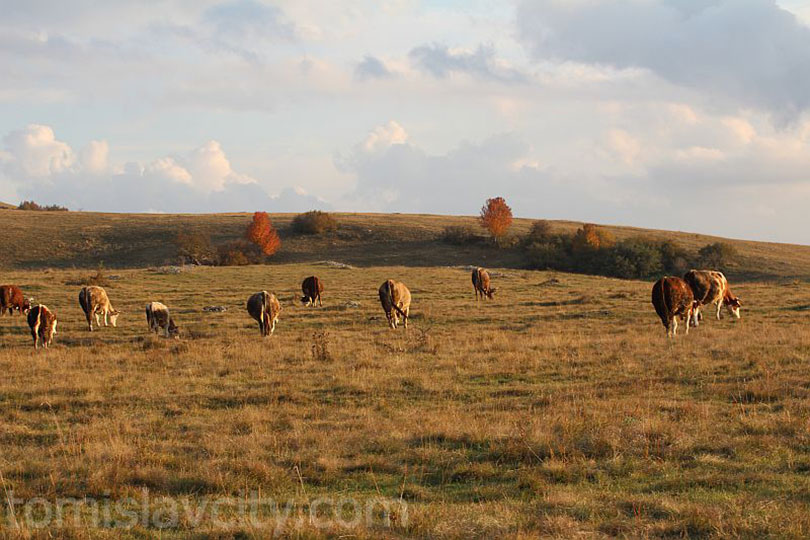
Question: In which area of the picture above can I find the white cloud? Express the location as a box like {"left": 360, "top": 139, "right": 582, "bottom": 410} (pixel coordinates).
{"left": 0, "top": 125, "right": 325, "bottom": 213}
{"left": 3, "top": 125, "right": 75, "bottom": 178}
{"left": 361, "top": 121, "right": 409, "bottom": 153}
{"left": 79, "top": 140, "right": 109, "bottom": 175}
{"left": 516, "top": 0, "right": 810, "bottom": 119}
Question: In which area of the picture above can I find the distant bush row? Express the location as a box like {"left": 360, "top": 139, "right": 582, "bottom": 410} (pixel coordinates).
{"left": 440, "top": 220, "right": 738, "bottom": 279}
{"left": 524, "top": 221, "right": 738, "bottom": 279}
{"left": 18, "top": 200, "right": 68, "bottom": 211}
{"left": 175, "top": 210, "right": 338, "bottom": 266}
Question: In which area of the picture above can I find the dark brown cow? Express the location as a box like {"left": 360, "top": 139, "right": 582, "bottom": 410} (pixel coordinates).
{"left": 379, "top": 279, "right": 411, "bottom": 329}
{"left": 247, "top": 291, "right": 281, "bottom": 337}
{"left": 651, "top": 277, "right": 699, "bottom": 338}
{"left": 0, "top": 285, "right": 31, "bottom": 315}
{"left": 27, "top": 304, "right": 57, "bottom": 349}
{"left": 471, "top": 267, "right": 496, "bottom": 300}
{"left": 683, "top": 269, "right": 741, "bottom": 321}
{"left": 301, "top": 276, "right": 324, "bottom": 307}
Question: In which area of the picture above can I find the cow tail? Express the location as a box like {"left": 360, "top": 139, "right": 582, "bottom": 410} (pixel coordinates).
{"left": 388, "top": 280, "right": 407, "bottom": 319}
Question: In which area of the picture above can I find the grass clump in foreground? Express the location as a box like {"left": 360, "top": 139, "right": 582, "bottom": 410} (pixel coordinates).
{"left": 0, "top": 263, "right": 809, "bottom": 537}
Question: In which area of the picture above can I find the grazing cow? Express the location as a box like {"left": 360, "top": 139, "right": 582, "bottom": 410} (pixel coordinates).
{"left": 145, "top": 302, "right": 179, "bottom": 338}
{"left": 78, "top": 286, "right": 120, "bottom": 331}
{"left": 247, "top": 291, "right": 281, "bottom": 337}
{"left": 651, "top": 277, "right": 699, "bottom": 338}
{"left": 301, "top": 276, "right": 324, "bottom": 307}
{"left": 27, "top": 304, "right": 57, "bottom": 349}
{"left": 379, "top": 279, "right": 411, "bottom": 329}
{"left": 0, "top": 285, "right": 31, "bottom": 315}
{"left": 683, "top": 269, "right": 741, "bottom": 321}
{"left": 471, "top": 267, "right": 496, "bottom": 300}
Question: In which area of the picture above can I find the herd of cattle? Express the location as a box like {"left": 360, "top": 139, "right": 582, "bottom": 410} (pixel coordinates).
{"left": 0, "top": 267, "right": 739, "bottom": 348}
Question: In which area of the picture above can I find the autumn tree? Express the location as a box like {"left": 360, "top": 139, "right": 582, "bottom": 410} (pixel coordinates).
{"left": 572, "top": 224, "right": 615, "bottom": 252}
{"left": 479, "top": 197, "right": 513, "bottom": 245}
{"left": 245, "top": 211, "right": 281, "bottom": 256}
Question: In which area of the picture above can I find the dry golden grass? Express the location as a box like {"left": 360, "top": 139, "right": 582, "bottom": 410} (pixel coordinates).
{"left": 1, "top": 262, "right": 810, "bottom": 537}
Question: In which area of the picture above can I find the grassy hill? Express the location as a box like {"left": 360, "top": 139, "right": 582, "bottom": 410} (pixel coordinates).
{"left": 1, "top": 209, "right": 810, "bottom": 279}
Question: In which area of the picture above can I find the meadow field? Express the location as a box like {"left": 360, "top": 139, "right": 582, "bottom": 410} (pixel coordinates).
{"left": 2, "top": 259, "right": 810, "bottom": 538}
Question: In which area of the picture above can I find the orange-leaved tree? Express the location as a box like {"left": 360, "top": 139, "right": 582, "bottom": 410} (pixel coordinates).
{"left": 245, "top": 211, "right": 281, "bottom": 256}
{"left": 479, "top": 197, "right": 513, "bottom": 245}
{"left": 572, "top": 223, "right": 614, "bottom": 252}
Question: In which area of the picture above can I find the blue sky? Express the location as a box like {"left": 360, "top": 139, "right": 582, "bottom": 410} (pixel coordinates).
{"left": 1, "top": 0, "right": 810, "bottom": 243}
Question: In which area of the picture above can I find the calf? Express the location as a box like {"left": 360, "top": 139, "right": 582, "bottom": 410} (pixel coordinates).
{"left": 0, "top": 285, "right": 31, "bottom": 315}
{"left": 651, "top": 277, "right": 699, "bottom": 338}
{"left": 683, "top": 269, "right": 741, "bottom": 321}
{"left": 79, "top": 286, "right": 120, "bottom": 331}
{"left": 247, "top": 291, "right": 281, "bottom": 337}
{"left": 379, "top": 279, "right": 411, "bottom": 329}
{"left": 301, "top": 276, "right": 324, "bottom": 307}
{"left": 145, "top": 302, "right": 179, "bottom": 338}
{"left": 471, "top": 267, "right": 496, "bottom": 300}
{"left": 27, "top": 304, "right": 57, "bottom": 349}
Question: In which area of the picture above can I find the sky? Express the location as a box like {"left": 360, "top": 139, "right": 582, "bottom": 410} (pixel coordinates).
{"left": 1, "top": 0, "right": 810, "bottom": 244}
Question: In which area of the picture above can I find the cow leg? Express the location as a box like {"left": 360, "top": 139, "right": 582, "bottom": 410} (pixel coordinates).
{"left": 715, "top": 301, "right": 722, "bottom": 320}
{"left": 103, "top": 311, "right": 108, "bottom": 327}
{"left": 404, "top": 307, "right": 409, "bottom": 329}
{"left": 270, "top": 318, "right": 276, "bottom": 334}
{"left": 671, "top": 316, "right": 678, "bottom": 337}
{"left": 318, "top": 294, "right": 322, "bottom": 307}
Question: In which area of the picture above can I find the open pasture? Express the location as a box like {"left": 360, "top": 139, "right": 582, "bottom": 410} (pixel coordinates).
{"left": 1, "top": 263, "right": 810, "bottom": 537}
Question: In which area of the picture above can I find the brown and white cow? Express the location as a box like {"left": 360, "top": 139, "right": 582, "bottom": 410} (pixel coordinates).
{"left": 27, "top": 304, "right": 57, "bottom": 349}
{"left": 301, "top": 276, "right": 324, "bottom": 307}
{"left": 652, "top": 277, "right": 699, "bottom": 338}
{"left": 379, "top": 279, "right": 411, "bottom": 329}
{"left": 683, "top": 269, "right": 741, "bottom": 321}
{"left": 247, "top": 291, "right": 281, "bottom": 337}
{"left": 145, "top": 301, "right": 179, "bottom": 338}
{"left": 79, "top": 286, "right": 120, "bottom": 331}
{"left": 471, "top": 267, "right": 496, "bottom": 300}
{"left": 0, "top": 285, "right": 31, "bottom": 315}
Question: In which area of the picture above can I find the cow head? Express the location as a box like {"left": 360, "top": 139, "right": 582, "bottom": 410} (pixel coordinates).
{"left": 22, "top": 297, "right": 32, "bottom": 314}
{"left": 725, "top": 297, "right": 741, "bottom": 319}
{"left": 486, "top": 287, "right": 497, "bottom": 299}
{"left": 300, "top": 295, "right": 311, "bottom": 306}
{"left": 109, "top": 309, "right": 120, "bottom": 327}
{"left": 168, "top": 318, "right": 180, "bottom": 339}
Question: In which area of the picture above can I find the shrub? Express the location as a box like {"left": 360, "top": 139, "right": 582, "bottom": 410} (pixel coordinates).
{"left": 18, "top": 200, "right": 68, "bottom": 211}
{"left": 607, "top": 238, "right": 664, "bottom": 279}
{"left": 479, "top": 197, "right": 513, "bottom": 245}
{"left": 217, "top": 241, "right": 252, "bottom": 266}
{"left": 291, "top": 210, "right": 338, "bottom": 235}
{"left": 440, "top": 225, "right": 483, "bottom": 245}
{"left": 698, "top": 242, "right": 738, "bottom": 269}
{"left": 524, "top": 220, "right": 553, "bottom": 246}
{"left": 175, "top": 230, "right": 215, "bottom": 265}
{"left": 245, "top": 212, "right": 281, "bottom": 256}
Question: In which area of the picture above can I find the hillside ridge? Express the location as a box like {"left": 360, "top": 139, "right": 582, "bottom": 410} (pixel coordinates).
{"left": 1, "top": 210, "right": 808, "bottom": 278}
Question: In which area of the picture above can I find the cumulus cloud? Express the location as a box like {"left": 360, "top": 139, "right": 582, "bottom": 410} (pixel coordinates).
{"left": 0, "top": 125, "right": 327, "bottom": 213}
{"left": 409, "top": 43, "right": 528, "bottom": 84}
{"left": 3, "top": 125, "right": 75, "bottom": 178}
{"left": 516, "top": 0, "right": 810, "bottom": 118}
